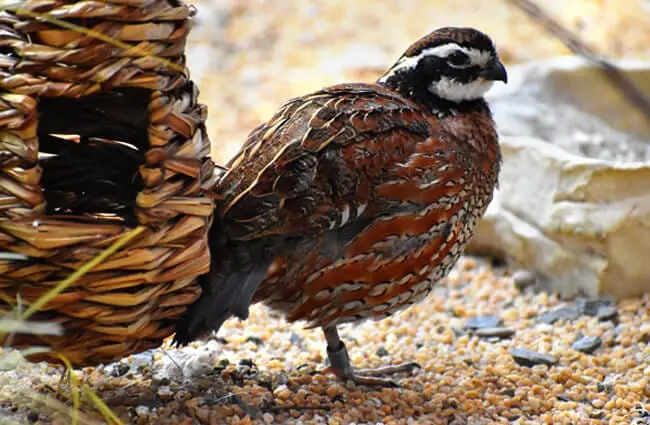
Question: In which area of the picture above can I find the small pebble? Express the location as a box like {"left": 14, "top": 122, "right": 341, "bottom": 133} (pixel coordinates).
{"left": 157, "top": 386, "right": 173, "bottom": 399}
{"left": 273, "top": 384, "right": 291, "bottom": 400}
{"left": 238, "top": 359, "right": 255, "bottom": 368}
{"left": 589, "top": 409, "right": 605, "bottom": 419}
{"left": 135, "top": 406, "right": 150, "bottom": 417}
{"left": 129, "top": 350, "right": 155, "bottom": 371}
{"left": 595, "top": 305, "right": 618, "bottom": 321}
{"left": 107, "top": 362, "right": 130, "bottom": 377}
{"left": 512, "top": 269, "right": 536, "bottom": 289}
{"left": 262, "top": 413, "right": 274, "bottom": 424}
{"left": 275, "top": 372, "right": 289, "bottom": 386}
{"left": 194, "top": 407, "right": 210, "bottom": 423}
{"left": 376, "top": 347, "right": 390, "bottom": 357}
{"left": 246, "top": 336, "right": 264, "bottom": 345}
{"left": 511, "top": 348, "right": 558, "bottom": 367}
{"left": 556, "top": 394, "right": 571, "bottom": 402}
{"left": 634, "top": 404, "right": 650, "bottom": 418}
{"left": 540, "top": 306, "right": 580, "bottom": 324}
{"left": 571, "top": 335, "right": 602, "bottom": 354}
{"left": 577, "top": 297, "right": 614, "bottom": 316}
{"left": 326, "top": 385, "right": 345, "bottom": 398}
{"left": 501, "top": 389, "right": 515, "bottom": 397}
{"left": 451, "top": 327, "right": 466, "bottom": 337}
{"left": 464, "top": 315, "right": 502, "bottom": 330}
{"left": 473, "top": 327, "right": 515, "bottom": 339}
{"left": 289, "top": 332, "right": 304, "bottom": 346}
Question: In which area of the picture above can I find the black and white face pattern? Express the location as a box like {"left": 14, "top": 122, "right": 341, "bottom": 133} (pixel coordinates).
{"left": 379, "top": 29, "right": 508, "bottom": 104}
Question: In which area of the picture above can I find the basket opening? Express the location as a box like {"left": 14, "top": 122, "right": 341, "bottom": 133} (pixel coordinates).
{"left": 36, "top": 87, "right": 151, "bottom": 225}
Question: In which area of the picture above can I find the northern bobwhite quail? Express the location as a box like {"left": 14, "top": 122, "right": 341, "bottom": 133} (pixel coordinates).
{"left": 174, "top": 27, "right": 507, "bottom": 386}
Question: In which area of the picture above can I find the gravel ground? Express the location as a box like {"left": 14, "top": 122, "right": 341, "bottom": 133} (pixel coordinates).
{"left": 2, "top": 257, "right": 650, "bottom": 424}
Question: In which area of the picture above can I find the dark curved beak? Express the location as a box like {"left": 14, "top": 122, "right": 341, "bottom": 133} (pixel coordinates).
{"left": 480, "top": 59, "right": 508, "bottom": 83}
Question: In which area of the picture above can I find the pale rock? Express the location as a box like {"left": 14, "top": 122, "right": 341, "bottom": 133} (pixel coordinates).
{"left": 467, "top": 57, "right": 650, "bottom": 299}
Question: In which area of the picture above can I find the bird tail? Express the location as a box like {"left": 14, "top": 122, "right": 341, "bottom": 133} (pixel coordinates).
{"left": 173, "top": 252, "right": 272, "bottom": 346}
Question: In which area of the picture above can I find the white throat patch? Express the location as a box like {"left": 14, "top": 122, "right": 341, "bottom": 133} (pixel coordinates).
{"left": 430, "top": 76, "right": 494, "bottom": 102}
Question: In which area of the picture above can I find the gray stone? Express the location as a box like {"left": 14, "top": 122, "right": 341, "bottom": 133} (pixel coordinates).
{"left": 473, "top": 327, "right": 515, "bottom": 339}
{"left": 246, "top": 336, "right": 264, "bottom": 345}
{"left": 464, "top": 315, "right": 502, "bottom": 330}
{"left": 376, "top": 347, "right": 390, "bottom": 357}
{"left": 571, "top": 335, "right": 602, "bottom": 354}
{"left": 596, "top": 306, "right": 619, "bottom": 321}
{"left": 640, "top": 333, "right": 650, "bottom": 344}
{"left": 135, "top": 406, "right": 150, "bottom": 417}
{"left": 540, "top": 306, "right": 581, "bottom": 324}
{"left": 107, "top": 362, "right": 130, "bottom": 377}
{"left": 512, "top": 269, "right": 537, "bottom": 290}
{"left": 289, "top": 332, "right": 304, "bottom": 346}
{"left": 128, "top": 350, "right": 154, "bottom": 371}
{"left": 577, "top": 297, "right": 615, "bottom": 316}
{"left": 511, "top": 348, "right": 558, "bottom": 367}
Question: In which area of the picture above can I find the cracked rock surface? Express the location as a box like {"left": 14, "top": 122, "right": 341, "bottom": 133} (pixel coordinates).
{"left": 469, "top": 58, "right": 650, "bottom": 299}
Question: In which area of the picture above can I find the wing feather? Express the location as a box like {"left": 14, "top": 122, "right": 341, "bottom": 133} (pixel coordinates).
{"left": 217, "top": 83, "right": 433, "bottom": 242}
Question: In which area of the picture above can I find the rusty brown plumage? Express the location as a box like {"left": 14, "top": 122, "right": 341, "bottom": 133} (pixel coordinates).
{"left": 175, "top": 27, "right": 506, "bottom": 386}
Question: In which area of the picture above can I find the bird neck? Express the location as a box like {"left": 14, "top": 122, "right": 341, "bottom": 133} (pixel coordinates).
{"left": 378, "top": 71, "right": 501, "bottom": 181}
{"left": 378, "top": 72, "right": 491, "bottom": 119}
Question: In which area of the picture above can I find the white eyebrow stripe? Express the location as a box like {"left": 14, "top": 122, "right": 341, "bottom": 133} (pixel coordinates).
{"left": 379, "top": 43, "right": 493, "bottom": 82}
{"left": 464, "top": 48, "right": 493, "bottom": 67}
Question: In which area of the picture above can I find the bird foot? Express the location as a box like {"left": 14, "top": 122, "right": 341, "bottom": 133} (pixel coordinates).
{"left": 323, "top": 362, "right": 421, "bottom": 387}
{"left": 355, "top": 362, "right": 422, "bottom": 376}
{"left": 325, "top": 340, "right": 420, "bottom": 387}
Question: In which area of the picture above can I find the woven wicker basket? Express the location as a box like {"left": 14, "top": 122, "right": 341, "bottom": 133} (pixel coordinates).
{"left": 0, "top": 0, "right": 218, "bottom": 366}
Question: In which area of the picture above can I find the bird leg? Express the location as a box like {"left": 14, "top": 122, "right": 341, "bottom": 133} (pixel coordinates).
{"left": 323, "top": 326, "right": 420, "bottom": 387}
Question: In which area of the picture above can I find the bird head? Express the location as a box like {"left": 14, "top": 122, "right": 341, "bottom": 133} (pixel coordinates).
{"left": 379, "top": 27, "right": 507, "bottom": 104}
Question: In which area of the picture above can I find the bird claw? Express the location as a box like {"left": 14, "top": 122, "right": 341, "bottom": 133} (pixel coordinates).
{"left": 346, "top": 373, "right": 401, "bottom": 388}
{"left": 322, "top": 327, "right": 421, "bottom": 387}
{"left": 355, "top": 361, "right": 422, "bottom": 376}
{"left": 322, "top": 361, "right": 421, "bottom": 388}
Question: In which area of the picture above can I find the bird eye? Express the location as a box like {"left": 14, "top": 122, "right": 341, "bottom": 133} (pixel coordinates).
{"left": 447, "top": 51, "right": 470, "bottom": 67}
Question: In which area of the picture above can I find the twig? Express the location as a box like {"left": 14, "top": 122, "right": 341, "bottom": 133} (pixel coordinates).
{"left": 505, "top": 0, "right": 650, "bottom": 123}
